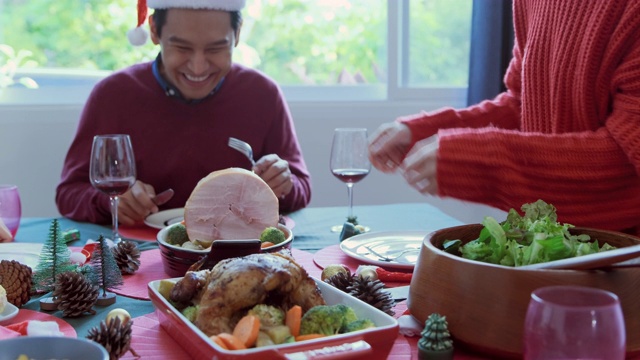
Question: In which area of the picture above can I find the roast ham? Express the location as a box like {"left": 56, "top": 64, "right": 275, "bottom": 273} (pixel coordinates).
{"left": 184, "top": 168, "right": 279, "bottom": 245}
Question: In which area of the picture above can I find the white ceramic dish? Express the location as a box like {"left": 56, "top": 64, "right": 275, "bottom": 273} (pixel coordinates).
{"left": 0, "top": 336, "right": 109, "bottom": 360}
{"left": 148, "top": 277, "right": 399, "bottom": 359}
{"left": 340, "top": 231, "right": 428, "bottom": 270}
{"left": 0, "top": 302, "right": 19, "bottom": 323}
{"left": 0, "top": 243, "right": 42, "bottom": 269}
{"left": 144, "top": 208, "right": 185, "bottom": 229}
{"left": 146, "top": 208, "right": 296, "bottom": 230}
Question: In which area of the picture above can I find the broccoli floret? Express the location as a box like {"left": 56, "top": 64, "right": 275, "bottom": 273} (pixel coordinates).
{"left": 248, "top": 304, "right": 285, "bottom": 327}
{"left": 166, "top": 223, "right": 189, "bottom": 245}
{"left": 181, "top": 305, "right": 198, "bottom": 323}
{"left": 342, "top": 319, "right": 375, "bottom": 333}
{"left": 300, "top": 304, "right": 359, "bottom": 336}
{"left": 260, "top": 226, "right": 286, "bottom": 245}
{"left": 334, "top": 304, "right": 357, "bottom": 327}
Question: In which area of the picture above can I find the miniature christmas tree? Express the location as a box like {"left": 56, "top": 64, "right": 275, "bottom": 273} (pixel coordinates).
{"left": 418, "top": 313, "right": 454, "bottom": 360}
{"left": 88, "top": 235, "right": 124, "bottom": 306}
{"left": 32, "top": 219, "right": 77, "bottom": 293}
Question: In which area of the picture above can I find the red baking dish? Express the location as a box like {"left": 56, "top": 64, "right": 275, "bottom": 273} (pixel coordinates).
{"left": 148, "top": 277, "right": 399, "bottom": 359}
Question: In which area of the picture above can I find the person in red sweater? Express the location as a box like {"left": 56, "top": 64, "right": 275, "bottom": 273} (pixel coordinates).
{"left": 56, "top": 0, "right": 311, "bottom": 225}
{"left": 369, "top": 0, "right": 640, "bottom": 234}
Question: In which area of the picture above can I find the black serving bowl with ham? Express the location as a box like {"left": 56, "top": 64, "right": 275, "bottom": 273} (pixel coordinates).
{"left": 157, "top": 223, "right": 293, "bottom": 277}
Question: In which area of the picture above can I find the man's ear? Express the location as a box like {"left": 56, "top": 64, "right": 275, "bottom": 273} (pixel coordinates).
{"left": 149, "top": 15, "right": 160, "bottom": 45}
{"left": 234, "top": 20, "right": 243, "bottom": 47}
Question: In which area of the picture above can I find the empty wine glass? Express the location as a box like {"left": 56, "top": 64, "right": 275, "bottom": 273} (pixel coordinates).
{"left": 0, "top": 184, "right": 21, "bottom": 239}
{"left": 523, "top": 285, "right": 626, "bottom": 360}
{"left": 330, "top": 128, "right": 371, "bottom": 232}
{"left": 89, "top": 134, "right": 136, "bottom": 243}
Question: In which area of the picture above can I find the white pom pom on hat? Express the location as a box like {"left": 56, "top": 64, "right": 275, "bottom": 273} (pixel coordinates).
{"left": 128, "top": 0, "right": 246, "bottom": 46}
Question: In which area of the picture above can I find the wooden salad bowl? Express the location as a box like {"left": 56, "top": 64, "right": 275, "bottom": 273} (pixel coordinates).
{"left": 407, "top": 224, "right": 640, "bottom": 359}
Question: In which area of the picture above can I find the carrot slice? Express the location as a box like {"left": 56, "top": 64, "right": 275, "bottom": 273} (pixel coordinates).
{"left": 261, "top": 241, "right": 275, "bottom": 248}
{"left": 232, "top": 315, "right": 261, "bottom": 348}
{"left": 217, "top": 332, "right": 247, "bottom": 350}
{"left": 285, "top": 305, "right": 302, "bottom": 337}
{"left": 209, "top": 335, "right": 229, "bottom": 350}
{"left": 295, "top": 334, "right": 326, "bottom": 342}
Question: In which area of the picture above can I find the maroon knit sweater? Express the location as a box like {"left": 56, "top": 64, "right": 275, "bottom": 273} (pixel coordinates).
{"left": 399, "top": 0, "right": 640, "bottom": 234}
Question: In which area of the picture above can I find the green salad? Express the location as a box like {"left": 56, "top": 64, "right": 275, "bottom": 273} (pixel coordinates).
{"left": 447, "top": 200, "right": 616, "bottom": 267}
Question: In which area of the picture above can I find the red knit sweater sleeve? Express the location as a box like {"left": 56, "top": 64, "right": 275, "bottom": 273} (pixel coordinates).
{"left": 399, "top": 1, "right": 640, "bottom": 233}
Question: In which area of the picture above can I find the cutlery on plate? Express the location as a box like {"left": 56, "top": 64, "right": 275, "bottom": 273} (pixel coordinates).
{"left": 386, "top": 285, "right": 410, "bottom": 301}
{"left": 228, "top": 137, "right": 256, "bottom": 167}
{"left": 364, "top": 246, "right": 419, "bottom": 262}
{"left": 152, "top": 188, "right": 174, "bottom": 206}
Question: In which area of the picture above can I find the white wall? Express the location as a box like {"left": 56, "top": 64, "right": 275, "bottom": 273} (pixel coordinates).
{"left": 0, "top": 96, "right": 506, "bottom": 224}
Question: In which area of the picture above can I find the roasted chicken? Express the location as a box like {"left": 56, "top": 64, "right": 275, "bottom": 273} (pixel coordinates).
{"left": 170, "top": 252, "right": 326, "bottom": 336}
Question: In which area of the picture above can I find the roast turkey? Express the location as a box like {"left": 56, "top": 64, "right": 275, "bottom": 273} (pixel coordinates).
{"left": 171, "top": 252, "right": 326, "bottom": 336}
{"left": 184, "top": 168, "right": 279, "bottom": 246}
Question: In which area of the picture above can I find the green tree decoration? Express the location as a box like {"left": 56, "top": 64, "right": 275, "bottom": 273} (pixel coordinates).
{"left": 88, "top": 235, "right": 123, "bottom": 306}
{"left": 32, "top": 219, "right": 77, "bottom": 293}
{"left": 418, "top": 313, "right": 454, "bottom": 360}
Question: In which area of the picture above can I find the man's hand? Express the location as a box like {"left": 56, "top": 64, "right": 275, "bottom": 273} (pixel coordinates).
{"left": 253, "top": 154, "right": 293, "bottom": 198}
{"left": 368, "top": 122, "right": 412, "bottom": 173}
{"left": 399, "top": 135, "right": 439, "bottom": 195}
{"left": 117, "top": 181, "right": 173, "bottom": 225}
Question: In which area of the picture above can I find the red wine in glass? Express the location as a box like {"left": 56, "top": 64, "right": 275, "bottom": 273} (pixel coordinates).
{"left": 90, "top": 134, "right": 136, "bottom": 243}
{"left": 331, "top": 168, "right": 369, "bottom": 184}
{"left": 93, "top": 179, "right": 136, "bottom": 196}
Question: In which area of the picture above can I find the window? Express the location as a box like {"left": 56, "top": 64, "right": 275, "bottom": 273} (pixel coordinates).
{"left": 0, "top": 0, "right": 472, "bottom": 104}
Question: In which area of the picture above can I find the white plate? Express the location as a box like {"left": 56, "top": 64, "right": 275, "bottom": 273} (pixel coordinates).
{"left": 144, "top": 208, "right": 185, "bottom": 229}
{"left": 339, "top": 231, "right": 428, "bottom": 270}
{"left": 0, "top": 302, "right": 19, "bottom": 323}
{"left": 0, "top": 243, "right": 42, "bottom": 269}
{"left": 145, "top": 208, "right": 296, "bottom": 230}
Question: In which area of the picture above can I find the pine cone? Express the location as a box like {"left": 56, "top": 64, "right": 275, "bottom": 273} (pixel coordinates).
{"left": 347, "top": 276, "right": 395, "bottom": 316}
{"left": 53, "top": 271, "right": 98, "bottom": 317}
{"left": 112, "top": 241, "right": 141, "bottom": 275}
{"left": 324, "top": 272, "right": 353, "bottom": 292}
{"left": 87, "top": 317, "right": 135, "bottom": 360}
{"left": 0, "top": 260, "right": 32, "bottom": 307}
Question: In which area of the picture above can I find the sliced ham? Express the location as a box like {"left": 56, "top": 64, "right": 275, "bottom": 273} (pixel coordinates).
{"left": 184, "top": 168, "right": 279, "bottom": 245}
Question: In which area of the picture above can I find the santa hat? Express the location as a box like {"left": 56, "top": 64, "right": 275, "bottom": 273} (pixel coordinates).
{"left": 127, "top": 0, "right": 247, "bottom": 46}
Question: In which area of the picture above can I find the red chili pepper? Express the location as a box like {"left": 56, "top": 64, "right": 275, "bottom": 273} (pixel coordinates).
{"left": 375, "top": 267, "right": 413, "bottom": 282}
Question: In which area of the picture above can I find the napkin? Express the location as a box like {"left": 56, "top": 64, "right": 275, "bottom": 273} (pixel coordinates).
{"left": 0, "top": 325, "right": 20, "bottom": 339}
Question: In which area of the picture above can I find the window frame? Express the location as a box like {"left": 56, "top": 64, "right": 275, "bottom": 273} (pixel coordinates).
{"left": 0, "top": 0, "right": 468, "bottom": 108}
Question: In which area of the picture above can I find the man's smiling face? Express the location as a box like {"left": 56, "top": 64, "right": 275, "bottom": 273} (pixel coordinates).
{"left": 150, "top": 9, "right": 240, "bottom": 101}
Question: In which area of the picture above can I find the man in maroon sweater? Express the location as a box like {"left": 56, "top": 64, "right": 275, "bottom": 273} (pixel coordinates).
{"left": 56, "top": 0, "right": 311, "bottom": 225}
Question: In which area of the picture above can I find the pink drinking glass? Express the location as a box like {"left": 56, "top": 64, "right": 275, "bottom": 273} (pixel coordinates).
{"left": 0, "top": 184, "right": 22, "bottom": 239}
{"left": 523, "top": 285, "right": 626, "bottom": 360}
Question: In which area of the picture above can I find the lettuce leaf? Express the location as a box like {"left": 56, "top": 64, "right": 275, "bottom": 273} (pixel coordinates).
{"left": 458, "top": 200, "right": 615, "bottom": 267}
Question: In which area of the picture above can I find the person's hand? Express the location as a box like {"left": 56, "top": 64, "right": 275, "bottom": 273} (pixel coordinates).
{"left": 400, "top": 135, "right": 439, "bottom": 195}
{"left": 368, "top": 122, "right": 412, "bottom": 173}
{"left": 117, "top": 180, "right": 173, "bottom": 226}
{"left": 253, "top": 154, "right": 293, "bottom": 198}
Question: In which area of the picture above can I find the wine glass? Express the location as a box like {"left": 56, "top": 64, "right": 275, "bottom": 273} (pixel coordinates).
{"left": 523, "top": 285, "right": 626, "bottom": 360}
{"left": 330, "top": 128, "right": 371, "bottom": 232}
{"left": 0, "top": 184, "right": 21, "bottom": 240}
{"left": 89, "top": 134, "right": 137, "bottom": 243}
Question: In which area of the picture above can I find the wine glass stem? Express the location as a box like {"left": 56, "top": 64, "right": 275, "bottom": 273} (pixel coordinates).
{"left": 110, "top": 195, "right": 121, "bottom": 243}
{"left": 346, "top": 183, "right": 354, "bottom": 218}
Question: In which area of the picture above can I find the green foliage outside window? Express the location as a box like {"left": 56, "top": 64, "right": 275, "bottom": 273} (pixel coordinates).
{"left": 0, "top": 0, "right": 470, "bottom": 87}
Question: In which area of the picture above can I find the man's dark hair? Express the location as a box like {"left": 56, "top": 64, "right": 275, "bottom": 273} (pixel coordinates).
{"left": 152, "top": 9, "right": 242, "bottom": 38}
